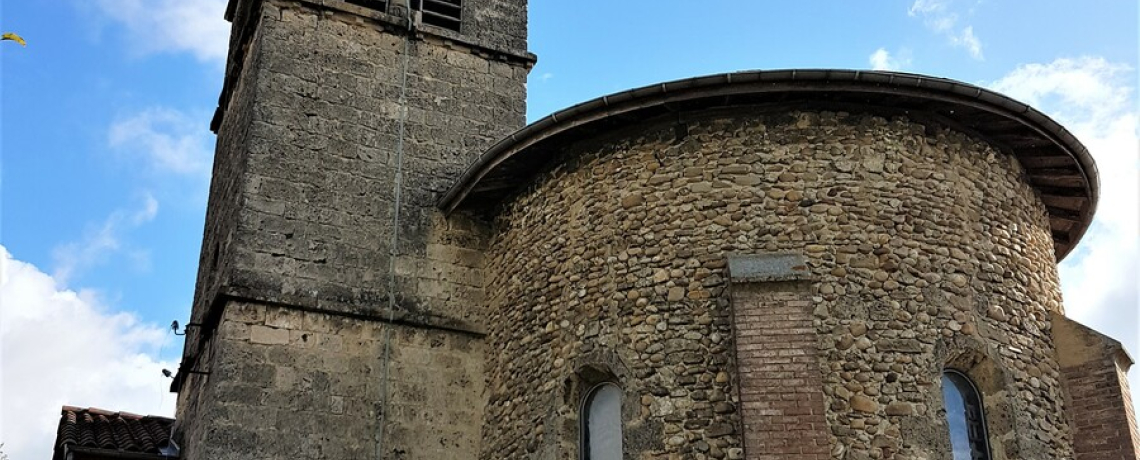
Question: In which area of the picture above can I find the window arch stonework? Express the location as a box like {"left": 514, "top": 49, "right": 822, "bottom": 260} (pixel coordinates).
{"left": 927, "top": 337, "right": 1019, "bottom": 459}
{"left": 942, "top": 369, "right": 991, "bottom": 460}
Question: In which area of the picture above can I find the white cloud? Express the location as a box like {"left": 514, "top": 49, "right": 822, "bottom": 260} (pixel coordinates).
{"left": 109, "top": 107, "right": 215, "bottom": 179}
{"left": 907, "top": 0, "right": 984, "bottom": 60}
{"left": 990, "top": 58, "right": 1132, "bottom": 124}
{"left": 0, "top": 246, "right": 176, "bottom": 460}
{"left": 52, "top": 194, "right": 160, "bottom": 284}
{"left": 992, "top": 56, "right": 1140, "bottom": 417}
{"left": 908, "top": 0, "right": 950, "bottom": 21}
{"left": 869, "top": 48, "right": 912, "bottom": 71}
{"left": 870, "top": 49, "right": 893, "bottom": 70}
{"left": 93, "top": 0, "right": 229, "bottom": 62}
{"left": 953, "top": 26, "right": 983, "bottom": 60}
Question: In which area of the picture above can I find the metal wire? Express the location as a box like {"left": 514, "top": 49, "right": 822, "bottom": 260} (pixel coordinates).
{"left": 376, "top": 2, "right": 415, "bottom": 459}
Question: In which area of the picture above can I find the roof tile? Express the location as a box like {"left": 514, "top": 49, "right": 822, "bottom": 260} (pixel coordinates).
{"left": 53, "top": 406, "right": 176, "bottom": 459}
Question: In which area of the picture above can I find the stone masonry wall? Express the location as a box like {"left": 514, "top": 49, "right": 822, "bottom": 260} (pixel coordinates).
{"left": 459, "top": 0, "right": 529, "bottom": 52}
{"left": 176, "top": 300, "right": 486, "bottom": 460}
{"left": 191, "top": 0, "right": 528, "bottom": 333}
{"left": 190, "top": 0, "right": 261, "bottom": 336}
{"left": 178, "top": 1, "right": 529, "bottom": 458}
{"left": 480, "top": 111, "right": 1074, "bottom": 459}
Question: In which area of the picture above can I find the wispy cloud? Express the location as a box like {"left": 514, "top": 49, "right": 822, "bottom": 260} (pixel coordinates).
{"left": 952, "top": 26, "right": 982, "bottom": 60}
{"left": 1, "top": 246, "right": 176, "bottom": 460}
{"left": 908, "top": 0, "right": 952, "bottom": 24}
{"left": 108, "top": 107, "right": 214, "bottom": 180}
{"left": 992, "top": 56, "right": 1139, "bottom": 416}
{"left": 92, "top": 0, "right": 229, "bottom": 62}
{"left": 52, "top": 194, "right": 159, "bottom": 284}
{"left": 868, "top": 48, "right": 912, "bottom": 71}
{"left": 908, "top": 0, "right": 984, "bottom": 60}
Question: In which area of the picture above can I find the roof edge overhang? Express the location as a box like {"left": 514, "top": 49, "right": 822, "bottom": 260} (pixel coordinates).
{"left": 62, "top": 445, "right": 175, "bottom": 460}
{"left": 440, "top": 69, "right": 1099, "bottom": 261}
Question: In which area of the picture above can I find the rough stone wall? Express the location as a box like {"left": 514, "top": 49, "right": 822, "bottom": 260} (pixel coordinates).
{"left": 382, "top": 0, "right": 527, "bottom": 52}
{"left": 172, "top": 321, "right": 219, "bottom": 460}
{"left": 178, "top": 0, "right": 529, "bottom": 458}
{"left": 481, "top": 111, "right": 1073, "bottom": 459}
{"left": 176, "top": 300, "right": 486, "bottom": 459}
{"left": 191, "top": 0, "right": 262, "bottom": 331}
{"left": 191, "top": 0, "right": 528, "bottom": 331}
{"left": 461, "top": 0, "right": 528, "bottom": 52}
{"left": 1053, "top": 313, "right": 1140, "bottom": 459}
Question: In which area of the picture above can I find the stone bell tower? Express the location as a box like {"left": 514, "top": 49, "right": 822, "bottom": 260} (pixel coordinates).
{"left": 172, "top": 0, "right": 533, "bottom": 458}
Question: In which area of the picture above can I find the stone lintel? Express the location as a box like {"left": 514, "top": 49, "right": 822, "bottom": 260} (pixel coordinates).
{"left": 727, "top": 253, "right": 811, "bottom": 283}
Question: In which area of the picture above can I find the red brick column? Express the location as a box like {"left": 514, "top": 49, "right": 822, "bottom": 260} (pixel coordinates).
{"left": 730, "top": 280, "right": 829, "bottom": 460}
{"left": 1053, "top": 313, "right": 1140, "bottom": 460}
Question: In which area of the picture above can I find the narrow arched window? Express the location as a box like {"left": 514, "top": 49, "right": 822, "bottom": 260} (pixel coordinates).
{"left": 942, "top": 370, "right": 991, "bottom": 460}
{"left": 581, "top": 383, "right": 622, "bottom": 460}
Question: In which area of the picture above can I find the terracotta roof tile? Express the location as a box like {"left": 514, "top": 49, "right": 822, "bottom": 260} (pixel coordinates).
{"left": 53, "top": 406, "right": 176, "bottom": 459}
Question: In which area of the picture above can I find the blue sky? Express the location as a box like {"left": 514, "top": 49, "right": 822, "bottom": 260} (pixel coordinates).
{"left": 1, "top": 1, "right": 1137, "bottom": 459}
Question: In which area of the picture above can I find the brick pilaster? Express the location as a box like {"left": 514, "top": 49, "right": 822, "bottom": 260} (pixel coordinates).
{"left": 1053, "top": 313, "right": 1140, "bottom": 460}
{"left": 730, "top": 278, "right": 829, "bottom": 460}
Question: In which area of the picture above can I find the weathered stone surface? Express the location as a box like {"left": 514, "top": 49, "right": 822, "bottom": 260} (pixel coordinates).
{"left": 885, "top": 403, "right": 914, "bottom": 416}
{"left": 851, "top": 395, "right": 879, "bottom": 413}
{"left": 727, "top": 253, "right": 810, "bottom": 282}
{"left": 176, "top": 1, "right": 530, "bottom": 459}
{"left": 170, "top": 0, "right": 1115, "bottom": 458}
{"left": 482, "top": 110, "right": 1075, "bottom": 459}
{"left": 179, "top": 301, "right": 487, "bottom": 460}
{"left": 190, "top": 0, "right": 530, "bottom": 333}
{"left": 249, "top": 325, "right": 290, "bottom": 345}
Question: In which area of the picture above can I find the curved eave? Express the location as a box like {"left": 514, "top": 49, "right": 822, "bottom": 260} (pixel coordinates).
{"left": 440, "top": 69, "right": 1099, "bottom": 261}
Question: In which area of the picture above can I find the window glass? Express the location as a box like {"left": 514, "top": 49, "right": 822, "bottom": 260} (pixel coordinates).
{"left": 942, "top": 370, "right": 990, "bottom": 460}
{"left": 583, "top": 384, "right": 622, "bottom": 460}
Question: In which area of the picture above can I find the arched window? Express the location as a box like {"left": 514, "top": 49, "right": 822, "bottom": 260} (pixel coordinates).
{"left": 942, "top": 369, "right": 991, "bottom": 460}
{"left": 581, "top": 383, "right": 622, "bottom": 460}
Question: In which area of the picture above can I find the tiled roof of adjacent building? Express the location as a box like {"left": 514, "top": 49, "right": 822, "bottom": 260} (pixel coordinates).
{"left": 53, "top": 406, "right": 176, "bottom": 460}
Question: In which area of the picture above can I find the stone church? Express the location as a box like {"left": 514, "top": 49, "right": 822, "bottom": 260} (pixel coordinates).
{"left": 54, "top": 0, "right": 1140, "bottom": 459}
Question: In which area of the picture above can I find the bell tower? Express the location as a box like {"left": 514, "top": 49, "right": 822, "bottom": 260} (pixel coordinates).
{"left": 173, "top": 0, "right": 533, "bottom": 458}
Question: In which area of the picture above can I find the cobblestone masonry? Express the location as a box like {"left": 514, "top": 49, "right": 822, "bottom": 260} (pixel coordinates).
{"left": 480, "top": 110, "right": 1075, "bottom": 459}
{"left": 176, "top": 0, "right": 531, "bottom": 458}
